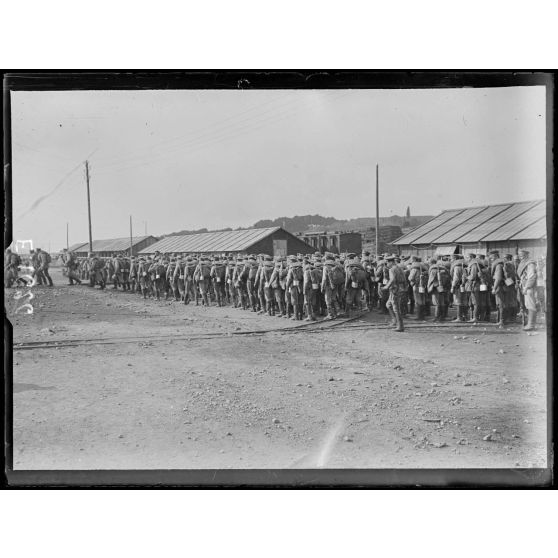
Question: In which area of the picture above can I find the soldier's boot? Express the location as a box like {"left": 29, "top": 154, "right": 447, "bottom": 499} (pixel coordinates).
{"left": 440, "top": 305, "right": 447, "bottom": 321}
{"left": 394, "top": 310, "right": 405, "bottom": 332}
{"left": 467, "top": 306, "right": 477, "bottom": 323}
{"left": 497, "top": 309, "right": 505, "bottom": 328}
{"left": 387, "top": 306, "right": 397, "bottom": 327}
{"left": 452, "top": 305, "right": 462, "bottom": 322}
{"left": 523, "top": 310, "right": 537, "bottom": 331}
{"left": 306, "top": 302, "right": 316, "bottom": 321}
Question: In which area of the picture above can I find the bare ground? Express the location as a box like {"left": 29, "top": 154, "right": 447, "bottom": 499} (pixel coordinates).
{"left": 8, "top": 268, "right": 548, "bottom": 469}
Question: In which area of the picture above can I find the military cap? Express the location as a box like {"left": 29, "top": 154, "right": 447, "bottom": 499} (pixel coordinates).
{"left": 519, "top": 249, "right": 530, "bottom": 255}
{"left": 489, "top": 249, "right": 499, "bottom": 256}
{"left": 385, "top": 255, "right": 395, "bottom": 262}
{"left": 505, "top": 253, "right": 513, "bottom": 259}
{"left": 467, "top": 253, "right": 477, "bottom": 258}
{"left": 411, "top": 255, "right": 420, "bottom": 262}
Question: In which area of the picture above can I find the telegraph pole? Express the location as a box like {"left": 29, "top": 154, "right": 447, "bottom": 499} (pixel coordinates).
{"left": 130, "top": 215, "right": 134, "bottom": 257}
{"left": 85, "top": 160, "right": 93, "bottom": 252}
{"left": 375, "top": 164, "right": 380, "bottom": 259}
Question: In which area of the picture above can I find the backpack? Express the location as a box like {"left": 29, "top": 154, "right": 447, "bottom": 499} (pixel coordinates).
{"left": 331, "top": 265, "right": 345, "bottom": 286}
{"left": 201, "top": 264, "right": 211, "bottom": 279}
{"left": 45, "top": 252, "right": 52, "bottom": 264}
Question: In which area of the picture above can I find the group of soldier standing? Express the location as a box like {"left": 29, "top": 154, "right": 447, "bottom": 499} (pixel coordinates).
{"left": 51, "top": 246, "right": 546, "bottom": 334}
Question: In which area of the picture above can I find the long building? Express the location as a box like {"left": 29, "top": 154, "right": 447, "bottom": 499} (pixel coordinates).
{"left": 295, "top": 231, "right": 362, "bottom": 254}
{"left": 138, "top": 227, "right": 314, "bottom": 257}
{"left": 392, "top": 200, "right": 547, "bottom": 259}
{"left": 69, "top": 235, "right": 159, "bottom": 258}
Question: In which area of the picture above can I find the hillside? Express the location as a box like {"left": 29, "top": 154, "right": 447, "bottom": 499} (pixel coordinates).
{"left": 164, "top": 214, "right": 433, "bottom": 237}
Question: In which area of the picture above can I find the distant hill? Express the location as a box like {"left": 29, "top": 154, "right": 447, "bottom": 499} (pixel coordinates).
{"left": 163, "top": 214, "right": 433, "bottom": 238}
{"left": 253, "top": 214, "right": 337, "bottom": 232}
{"left": 254, "top": 214, "right": 433, "bottom": 233}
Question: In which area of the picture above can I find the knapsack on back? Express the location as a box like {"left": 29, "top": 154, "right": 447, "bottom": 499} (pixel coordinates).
{"left": 331, "top": 265, "right": 345, "bottom": 286}
{"left": 201, "top": 264, "right": 211, "bottom": 280}
{"left": 45, "top": 252, "right": 52, "bottom": 264}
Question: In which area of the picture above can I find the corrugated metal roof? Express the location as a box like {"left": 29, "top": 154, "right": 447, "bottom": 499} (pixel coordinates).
{"left": 415, "top": 206, "right": 487, "bottom": 244}
{"left": 432, "top": 203, "right": 512, "bottom": 244}
{"left": 392, "top": 210, "right": 463, "bottom": 245}
{"left": 68, "top": 242, "right": 88, "bottom": 252}
{"left": 138, "top": 227, "right": 282, "bottom": 254}
{"left": 481, "top": 202, "right": 546, "bottom": 241}
{"left": 394, "top": 200, "right": 546, "bottom": 246}
{"left": 510, "top": 217, "right": 546, "bottom": 240}
{"left": 72, "top": 236, "right": 156, "bottom": 253}
{"left": 456, "top": 200, "right": 541, "bottom": 243}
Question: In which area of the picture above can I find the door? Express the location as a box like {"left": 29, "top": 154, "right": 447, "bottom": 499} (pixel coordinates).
{"left": 273, "top": 239, "right": 287, "bottom": 257}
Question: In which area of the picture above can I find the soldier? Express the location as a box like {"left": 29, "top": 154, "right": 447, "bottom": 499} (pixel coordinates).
{"left": 225, "top": 256, "right": 237, "bottom": 307}
{"left": 36, "top": 247, "right": 54, "bottom": 286}
{"left": 61, "top": 248, "right": 82, "bottom": 285}
{"left": 375, "top": 256, "right": 390, "bottom": 314}
{"left": 427, "top": 257, "right": 445, "bottom": 322}
{"left": 234, "top": 256, "right": 249, "bottom": 310}
{"left": 184, "top": 256, "right": 198, "bottom": 305}
{"left": 286, "top": 256, "right": 304, "bottom": 320}
{"left": 269, "top": 258, "right": 286, "bottom": 317}
{"left": 88, "top": 252, "right": 106, "bottom": 289}
{"left": 517, "top": 249, "right": 538, "bottom": 331}
{"left": 245, "top": 255, "right": 259, "bottom": 312}
{"left": 259, "top": 255, "right": 276, "bottom": 316}
{"left": 110, "top": 253, "right": 122, "bottom": 290}
{"left": 310, "top": 258, "right": 325, "bottom": 317}
{"left": 382, "top": 255, "right": 407, "bottom": 332}
{"left": 536, "top": 255, "right": 546, "bottom": 320}
{"left": 210, "top": 256, "right": 227, "bottom": 307}
{"left": 4, "top": 248, "right": 22, "bottom": 288}
{"left": 450, "top": 254, "right": 467, "bottom": 322}
{"left": 28, "top": 249, "right": 44, "bottom": 285}
{"left": 129, "top": 256, "right": 139, "bottom": 293}
{"left": 465, "top": 253, "right": 483, "bottom": 322}
{"left": 488, "top": 249, "right": 508, "bottom": 328}
{"left": 321, "top": 254, "right": 342, "bottom": 320}
{"left": 345, "top": 254, "right": 368, "bottom": 313}
{"left": 408, "top": 256, "right": 428, "bottom": 321}
{"left": 137, "top": 257, "right": 150, "bottom": 299}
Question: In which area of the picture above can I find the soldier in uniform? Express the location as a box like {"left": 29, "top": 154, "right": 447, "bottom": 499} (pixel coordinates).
{"left": 36, "top": 248, "right": 54, "bottom": 286}
{"left": 465, "top": 253, "right": 482, "bottom": 322}
{"left": 450, "top": 254, "right": 467, "bottom": 322}
{"left": 210, "top": 256, "right": 227, "bottom": 307}
{"left": 427, "top": 258, "right": 444, "bottom": 322}
{"left": 503, "top": 254, "right": 518, "bottom": 323}
{"left": 269, "top": 258, "right": 286, "bottom": 317}
{"left": 286, "top": 256, "right": 304, "bottom": 320}
{"left": 88, "top": 252, "right": 106, "bottom": 289}
{"left": 321, "top": 254, "right": 342, "bottom": 320}
{"left": 488, "top": 249, "right": 508, "bottom": 328}
{"left": 408, "top": 256, "right": 428, "bottom": 321}
{"left": 383, "top": 255, "right": 407, "bottom": 332}
{"left": 517, "top": 249, "right": 538, "bottom": 331}
{"left": 61, "top": 248, "right": 82, "bottom": 285}
{"left": 29, "top": 249, "right": 43, "bottom": 285}
{"left": 259, "top": 255, "right": 276, "bottom": 316}
{"left": 4, "top": 248, "right": 22, "bottom": 288}
{"left": 375, "top": 256, "right": 390, "bottom": 314}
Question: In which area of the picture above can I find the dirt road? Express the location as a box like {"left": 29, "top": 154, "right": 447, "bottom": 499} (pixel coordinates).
{"left": 8, "top": 268, "right": 548, "bottom": 469}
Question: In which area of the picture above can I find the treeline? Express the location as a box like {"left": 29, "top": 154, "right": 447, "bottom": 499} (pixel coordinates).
{"left": 164, "top": 213, "right": 432, "bottom": 237}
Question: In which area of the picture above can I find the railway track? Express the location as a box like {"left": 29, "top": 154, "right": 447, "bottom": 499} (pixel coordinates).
{"left": 12, "top": 312, "right": 368, "bottom": 351}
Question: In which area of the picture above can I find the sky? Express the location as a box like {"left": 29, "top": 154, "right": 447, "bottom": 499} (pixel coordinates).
{"left": 10, "top": 86, "right": 547, "bottom": 252}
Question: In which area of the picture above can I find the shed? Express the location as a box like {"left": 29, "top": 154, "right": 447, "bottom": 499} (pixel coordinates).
{"left": 71, "top": 236, "right": 159, "bottom": 258}
{"left": 138, "top": 227, "right": 314, "bottom": 257}
{"left": 393, "top": 200, "right": 547, "bottom": 260}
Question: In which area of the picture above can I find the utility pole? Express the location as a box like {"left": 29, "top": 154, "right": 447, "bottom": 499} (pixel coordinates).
{"left": 130, "top": 215, "right": 134, "bottom": 257}
{"left": 85, "top": 160, "right": 93, "bottom": 252}
{"left": 66, "top": 222, "right": 69, "bottom": 251}
{"left": 375, "top": 164, "right": 380, "bottom": 259}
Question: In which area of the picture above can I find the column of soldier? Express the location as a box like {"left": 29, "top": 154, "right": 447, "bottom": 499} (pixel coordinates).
{"left": 55, "top": 248, "right": 546, "bottom": 333}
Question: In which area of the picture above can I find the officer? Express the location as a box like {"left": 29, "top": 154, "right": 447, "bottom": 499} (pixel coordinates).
{"left": 383, "top": 255, "right": 406, "bottom": 332}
